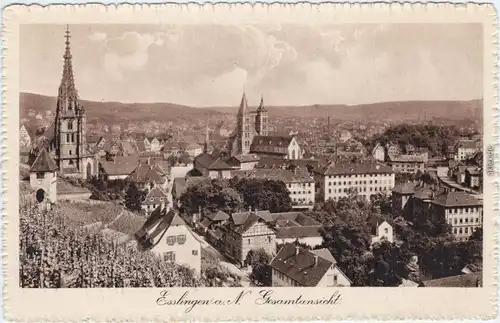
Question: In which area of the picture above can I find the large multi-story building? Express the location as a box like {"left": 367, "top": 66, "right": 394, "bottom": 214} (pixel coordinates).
{"left": 317, "top": 161, "right": 395, "bottom": 201}
{"left": 387, "top": 154, "right": 427, "bottom": 174}
{"left": 36, "top": 26, "right": 96, "bottom": 180}
{"left": 430, "top": 191, "right": 483, "bottom": 241}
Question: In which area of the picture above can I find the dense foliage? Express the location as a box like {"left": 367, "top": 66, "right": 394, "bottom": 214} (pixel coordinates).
{"left": 370, "top": 124, "right": 463, "bottom": 156}
{"left": 124, "top": 182, "right": 147, "bottom": 212}
{"left": 245, "top": 249, "right": 272, "bottom": 286}
{"left": 229, "top": 177, "right": 293, "bottom": 213}
{"left": 180, "top": 177, "right": 292, "bottom": 216}
{"left": 20, "top": 204, "right": 203, "bottom": 288}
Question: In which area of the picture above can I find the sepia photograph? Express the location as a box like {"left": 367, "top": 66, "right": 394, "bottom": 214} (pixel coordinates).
{"left": 18, "top": 21, "right": 485, "bottom": 290}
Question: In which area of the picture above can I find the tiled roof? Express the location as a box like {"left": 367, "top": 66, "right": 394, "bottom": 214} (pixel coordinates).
{"left": 419, "top": 272, "right": 482, "bottom": 287}
{"left": 205, "top": 210, "right": 230, "bottom": 222}
{"left": 108, "top": 210, "right": 147, "bottom": 236}
{"left": 195, "top": 152, "right": 232, "bottom": 170}
{"left": 274, "top": 226, "right": 322, "bottom": 239}
{"left": 250, "top": 135, "right": 294, "bottom": 155}
{"left": 135, "top": 207, "right": 187, "bottom": 249}
{"left": 229, "top": 154, "right": 261, "bottom": 163}
{"left": 30, "top": 148, "right": 58, "bottom": 172}
{"left": 99, "top": 156, "right": 139, "bottom": 176}
{"left": 269, "top": 243, "right": 334, "bottom": 287}
{"left": 392, "top": 182, "right": 417, "bottom": 194}
{"left": 388, "top": 154, "right": 427, "bottom": 163}
{"left": 127, "top": 163, "right": 165, "bottom": 184}
{"left": 311, "top": 248, "right": 337, "bottom": 265}
{"left": 256, "top": 157, "right": 319, "bottom": 170}
{"left": 270, "top": 212, "right": 320, "bottom": 226}
{"left": 431, "top": 191, "right": 482, "bottom": 207}
{"left": 319, "top": 160, "right": 393, "bottom": 176}
{"left": 456, "top": 139, "right": 477, "bottom": 150}
{"left": 231, "top": 168, "right": 314, "bottom": 183}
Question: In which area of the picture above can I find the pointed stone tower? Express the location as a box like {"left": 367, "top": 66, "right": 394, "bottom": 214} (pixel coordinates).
{"left": 52, "top": 25, "right": 89, "bottom": 177}
{"left": 255, "top": 94, "right": 268, "bottom": 136}
{"left": 30, "top": 148, "right": 58, "bottom": 206}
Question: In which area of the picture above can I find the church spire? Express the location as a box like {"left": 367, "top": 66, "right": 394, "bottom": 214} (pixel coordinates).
{"left": 257, "top": 94, "right": 266, "bottom": 112}
{"left": 238, "top": 91, "right": 248, "bottom": 118}
{"left": 58, "top": 25, "right": 79, "bottom": 114}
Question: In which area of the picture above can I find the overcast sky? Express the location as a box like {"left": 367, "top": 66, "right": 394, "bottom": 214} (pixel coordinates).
{"left": 20, "top": 23, "right": 483, "bottom": 107}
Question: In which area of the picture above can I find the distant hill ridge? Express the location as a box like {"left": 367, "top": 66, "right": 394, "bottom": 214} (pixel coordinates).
{"left": 20, "top": 92, "right": 482, "bottom": 124}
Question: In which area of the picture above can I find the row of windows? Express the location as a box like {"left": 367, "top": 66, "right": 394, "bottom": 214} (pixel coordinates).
{"left": 328, "top": 179, "right": 393, "bottom": 186}
{"left": 166, "top": 235, "right": 186, "bottom": 245}
{"left": 292, "top": 197, "right": 312, "bottom": 202}
{"left": 447, "top": 207, "right": 481, "bottom": 214}
{"left": 328, "top": 186, "right": 390, "bottom": 194}
{"left": 287, "top": 183, "right": 313, "bottom": 188}
{"left": 453, "top": 227, "right": 477, "bottom": 235}
{"left": 449, "top": 217, "right": 481, "bottom": 225}
{"left": 290, "top": 191, "right": 313, "bottom": 195}
{"left": 275, "top": 270, "right": 300, "bottom": 286}
{"left": 327, "top": 174, "right": 392, "bottom": 179}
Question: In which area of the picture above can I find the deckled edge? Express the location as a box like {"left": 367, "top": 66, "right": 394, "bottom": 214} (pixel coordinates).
{"left": 1, "top": 2, "right": 499, "bottom": 322}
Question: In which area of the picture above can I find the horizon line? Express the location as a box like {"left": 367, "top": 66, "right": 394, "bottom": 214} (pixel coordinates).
{"left": 20, "top": 91, "right": 484, "bottom": 109}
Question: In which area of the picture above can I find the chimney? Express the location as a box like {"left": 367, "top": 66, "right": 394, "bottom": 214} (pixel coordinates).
{"left": 314, "top": 255, "right": 319, "bottom": 267}
{"left": 295, "top": 246, "right": 300, "bottom": 256}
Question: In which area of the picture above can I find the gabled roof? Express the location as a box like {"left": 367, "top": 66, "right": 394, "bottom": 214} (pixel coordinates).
{"left": 127, "top": 163, "right": 165, "bottom": 184}
{"left": 228, "top": 154, "right": 261, "bottom": 163}
{"left": 269, "top": 243, "right": 338, "bottom": 287}
{"left": 392, "top": 182, "right": 417, "bottom": 194}
{"left": 135, "top": 207, "right": 187, "bottom": 249}
{"left": 250, "top": 135, "right": 295, "bottom": 155}
{"left": 387, "top": 154, "right": 427, "bottom": 163}
{"left": 99, "top": 156, "right": 139, "bottom": 176}
{"left": 30, "top": 148, "right": 58, "bottom": 172}
{"left": 311, "top": 248, "right": 337, "bottom": 265}
{"left": 455, "top": 139, "right": 477, "bottom": 150}
{"left": 431, "top": 191, "right": 482, "bottom": 207}
{"left": 194, "top": 152, "right": 231, "bottom": 170}
{"left": 143, "top": 187, "right": 168, "bottom": 204}
{"left": 205, "top": 210, "right": 230, "bottom": 222}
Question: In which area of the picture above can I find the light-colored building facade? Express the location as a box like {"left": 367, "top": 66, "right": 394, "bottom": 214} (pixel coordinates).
{"left": 318, "top": 161, "right": 395, "bottom": 201}
{"left": 372, "top": 142, "right": 385, "bottom": 162}
{"left": 371, "top": 221, "right": 394, "bottom": 245}
{"left": 431, "top": 191, "right": 483, "bottom": 241}
{"left": 455, "top": 139, "right": 479, "bottom": 161}
{"left": 29, "top": 148, "right": 58, "bottom": 205}
{"left": 135, "top": 208, "right": 202, "bottom": 276}
{"left": 387, "top": 154, "right": 427, "bottom": 174}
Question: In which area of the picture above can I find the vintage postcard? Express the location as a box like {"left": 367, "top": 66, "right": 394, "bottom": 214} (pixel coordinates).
{"left": 2, "top": 2, "right": 498, "bottom": 322}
